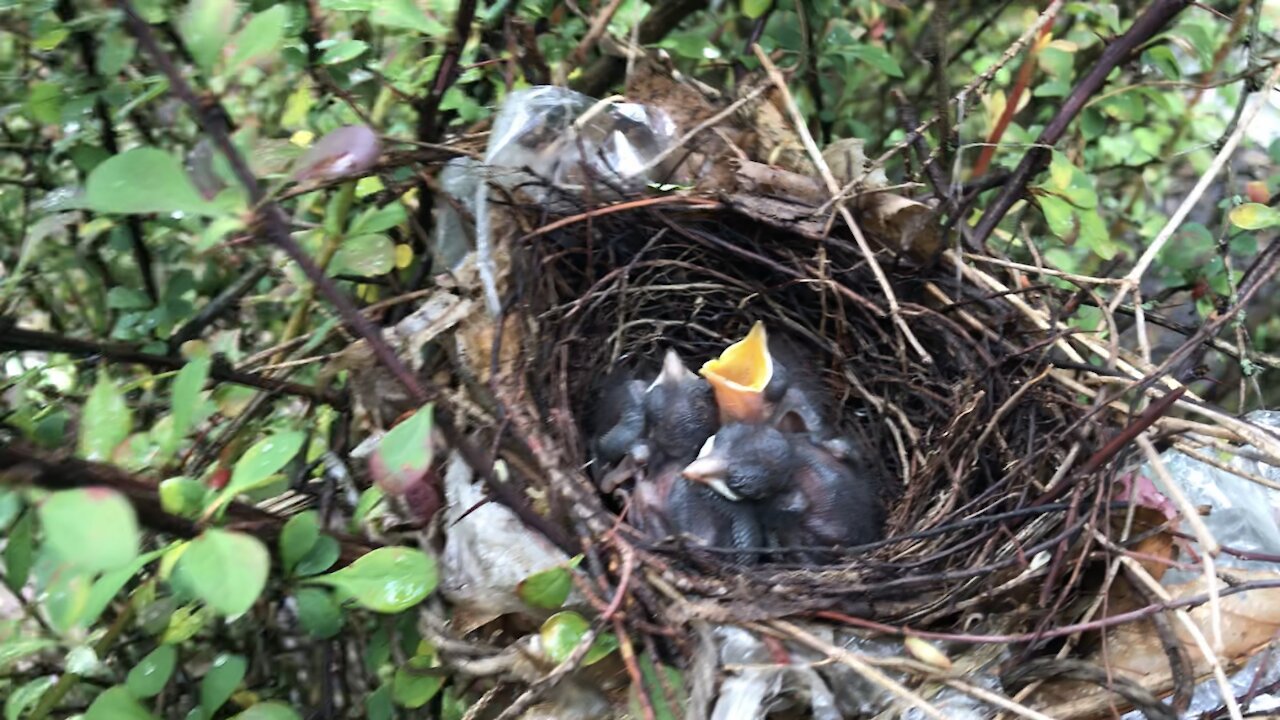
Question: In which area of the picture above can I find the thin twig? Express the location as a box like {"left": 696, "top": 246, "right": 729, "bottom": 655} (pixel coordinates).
{"left": 751, "top": 45, "right": 933, "bottom": 365}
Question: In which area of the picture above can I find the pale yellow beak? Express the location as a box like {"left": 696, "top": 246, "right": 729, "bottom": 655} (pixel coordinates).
{"left": 700, "top": 321, "right": 772, "bottom": 423}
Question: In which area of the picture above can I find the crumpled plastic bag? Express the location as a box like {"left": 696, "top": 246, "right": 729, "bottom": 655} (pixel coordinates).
{"left": 484, "top": 86, "right": 678, "bottom": 203}
{"left": 1152, "top": 409, "right": 1280, "bottom": 585}
{"left": 438, "top": 451, "right": 581, "bottom": 632}
{"left": 710, "top": 626, "right": 841, "bottom": 720}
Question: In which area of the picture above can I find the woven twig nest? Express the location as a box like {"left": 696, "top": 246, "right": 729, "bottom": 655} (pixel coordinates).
{"left": 477, "top": 191, "right": 1097, "bottom": 628}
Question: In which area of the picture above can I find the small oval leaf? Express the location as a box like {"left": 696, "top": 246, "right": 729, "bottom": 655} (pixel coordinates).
{"left": 173, "top": 530, "right": 269, "bottom": 616}
{"left": 86, "top": 686, "right": 158, "bottom": 720}
{"left": 85, "top": 148, "right": 220, "bottom": 217}
{"left": 280, "top": 511, "right": 320, "bottom": 574}
{"left": 201, "top": 653, "right": 248, "bottom": 717}
{"left": 126, "top": 645, "right": 177, "bottom": 698}
{"left": 79, "top": 373, "right": 133, "bottom": 461}
{"left": 39, "top": 488, "right": 140, "bottom": 572}
{"left": 1229, "top": 202, "right": 1280, "bottom": 230}
{"left": 306, "top": 547, "right": 436, "bottom": 613}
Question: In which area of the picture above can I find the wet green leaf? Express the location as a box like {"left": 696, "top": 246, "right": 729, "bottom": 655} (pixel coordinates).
{"left": 1038, "top": 195, "right": 1076, "bottom": 238}
{"left": 294, "top": 535, "right": 340, "bottom": 577}
{"left": 5, "top": 676, "right": 56, "bottom": 720}
{"left": 162, "top": 355, "right": 211, "bottom": 462}
{"left": 369, "top": 404, "right": 434, "bottom": 494}
{"left": 226, "top": 430, "right": 306, "bottom": 498}
{"left": 79, "top": 373, "right": 133, "bottom": 461}
{"left": 180, "top": 0, "right": 238, "bottom": 71}
{"left": 0, "top": 638, "right": 56, "bottom": 671}
{"left": 392, "top": 641, "right": 444, "bottom": 708}
{"left": 280, "top": 510, "right": 320, "bottom": 574}
{"left": 85, "top": 147, "right": 221, "bottom": 216}
{"left": 40, "top": 488, "right": 139, "bottom": 572}
{"left": 366, "top": 684, "right": 394, "bottom": 720}
{"left": 539, "top": 611, "right": 617, "bottom": 666}
{"left": 349, "top": 203, "right": 406, "bottom": 235}
{"left": 321, "top": 40, "right": 368, "bottom": 65}
{"left": 126, "top": 645, "right": 176, "bottom": 698}
{"left": 306, "top": 547, "right": 436, "bottom": 613}
{"left": 1229, "top": 203, "right": 1280, "bottom": 230}
{"left": 370, "top": 0, "right": 447, "bottom": 35}
{"left": 232, "top": 702, "right": 302, "bottom": 720}
{"left": 838, "top": 44, "right": 903, "bottom": 78}
{"left": 228, "top": 5, "right": 289, "bottom": 71}
{"left": 741, "top": 0, "right": 769, "bottom": 19}
{"left": 331, "top": 234, "right": 395, "bottom": 277}
{"left": 517, "top": 555, "right": 582, "bottom": 610}
{"left": 86, "top": 686, "right": 158, "bottom": 720}
{"left": 173, "top": 530, "right": 269, "bottom": 616}
{"left": 4, "top": 511, "right": 35, "bottom": 592}
{"left": 160, "top": 476, "right": 209, "bottom": 517}
{"left": 294, "top": 587, "right": 343, "bottom": 638}
{"left": 26, "top": 82, "right": 63, "bottom": 125}
{"left": 201, "top": 653, "right": 247, "bottom": 717}
{"left": 81, "top": 548, "right": 166, "bottom": 627}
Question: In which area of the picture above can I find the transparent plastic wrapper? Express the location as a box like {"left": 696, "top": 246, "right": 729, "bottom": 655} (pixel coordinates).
{"left": 1114, "top": 409, "right": 1280, "bottom": 718}
{"left": 1150, "top": 408, "right": 1280, "bottom": 584}
{"left": 483, "top": 86, "right": 679, "bottom": 205}
{"left": 431, "top": 156, "right": 480, "bottom": 273}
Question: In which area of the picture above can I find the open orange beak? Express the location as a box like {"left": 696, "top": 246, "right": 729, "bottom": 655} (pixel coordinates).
{"left": 700, "top": 321, "right": 772, "bottom": 423}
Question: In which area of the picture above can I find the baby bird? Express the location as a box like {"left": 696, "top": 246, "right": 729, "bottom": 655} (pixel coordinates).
{"left": 682, "top": 419, "right": 884, "bottom": 558}
{"left": 643, "top": 348, "right": 718, "bottom": 466}
{"left": 632, "top": 350, "right": 761, "bottom": 563}
{"left": 589, "top": 372, "right": 650, "bottom": 473}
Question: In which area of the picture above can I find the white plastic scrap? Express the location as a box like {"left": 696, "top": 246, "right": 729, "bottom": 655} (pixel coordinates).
{"left": 439, "top": 452, "right": 580, "bottom": 628}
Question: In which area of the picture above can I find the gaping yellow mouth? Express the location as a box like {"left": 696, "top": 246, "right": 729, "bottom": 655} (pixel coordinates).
{"left": 700, "top": 321, "right": 772, "bottom": 423}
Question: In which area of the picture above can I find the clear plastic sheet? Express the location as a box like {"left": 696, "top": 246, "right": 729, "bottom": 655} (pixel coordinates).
{"left": 1155, "top": 409, "right": 1280, "bottom": 585}
{"left": 483, "top": 86, "right": 678, "bottom": 203}
{"left": 1117, "top": 409, "right": 1280, "bottom": 718}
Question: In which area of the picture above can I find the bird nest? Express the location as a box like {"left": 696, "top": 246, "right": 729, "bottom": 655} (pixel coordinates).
{"left": 490, "top": 193, "right": 1101, "bottom": 626}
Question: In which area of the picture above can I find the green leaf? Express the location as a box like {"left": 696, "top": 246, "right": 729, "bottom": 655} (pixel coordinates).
{"left": 226, "top": 430, "right": 306, "bottom": 497}
{"left": 107, "top": 287, "right": 153, "bottom": 310}
{"left": 85, "top": 148, "right": 221, "bottom": 217}
{"left": 1143, "top": 45, "right": 1180, "bottom": 79}
{"left": 201, "top": 654, "right": 247, "bottom": 718}
{"left": 37, "top": 560, "right": 91, "bottom": 632}
{"left": 161, "top": 604, "right": 212, "bottom": 645}
{"left": 160, "top": 476, "right": 209, "bottom": 517}
{"left": 838, "top": 44, "right": 903, "bottom": 78}
{"left": 39, "top": 488, "right": 140, "bottom": 572}
{"left": 392, "top": 642, "right": 443, "bottom": 708}
{"left": 4, "top": 511, "right": 35, "bottom": 592}
{"left": 1229, "top": 203, "right": 1280, "bottom": 230}
{"left": 516, "top": 555, "right": 582, "bottom": 610}
{"left": 1039, "top": 195, "right": 1076, "bottom": 238}
{"left": 180, "top": 0, "right": 239, "bottom": 71}
{"left": 81, "top": 548, "right": 166, "bottom": 627}
{"left": 350, "top": 203, "right": 407, "bottom": 235}
{"left": 321, "top": 40, "right": 368, "bottom": 65}
{"left": 232, "top": 702, "right": 302, "bottom": 720}
{"left": 1037, "top": 46, "right": 1074, "bottom": 79}
{"left": 352, "top": 486, "right": 385, "bottom": 527}
{"left": 321, "top": 0, "right": 374, "bottom": 10}
{"left": 0, "top": 638, "right": 56, "bottom": 670}
{"left": 79, "top": 372, "right": 133, "bottom": 461}
{"left": 369, "top": 404, "right": 434, "bottom": 493}
{"left": 26, "top": 82, "right": 63, "bottom": 125}
{"left": 126, "top": 645, "right": 177, "bottom": 698}
{"left": 306, "top": 547, "right": 436, "bottom": 613}
{"left": 6, "top": 676, "right": 56, "bottom": 720}
{"left": 280, "top": 511, "right": 320, "bottom": 574}
{"left": 228, "top": 5, "right": 289, "bottom": 71}
{"left": 173, "top": 530, "right": 270, "bottom": 616}
{"left": 741, "top": 0, "right": 770, "bottom": 19}
{"left": 366, "top": 685, "right": 394, "bottom": 720}
{"left": 294, "top": 535, "right": 340, "bottom": 577}
{"left": 539, "top": 611, "right": 616, "bottom": 666}
{"left": 370, "top": 0, "right": 448, "bottom": 35}
{"left": 1078, "top": 208, "right": 1120, "bottom": 261}
{"left": 294, "top": 587, "right": 343, "bottom": 638}
{"left": 331, "top": 234, "right": 395, "bottom": 277}
{"left": 162, "top": 355, "right": 211, "bottom": 462}
{"left": 631, "top": 653, "right": 686, "bottom": 720}
{"left": 86, "top": 686, "right": 158, "bottom": 720}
